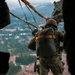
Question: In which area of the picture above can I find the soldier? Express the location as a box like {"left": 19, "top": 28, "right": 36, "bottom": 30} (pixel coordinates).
{"left": 28, "top": 18, "right": 64, "bottom": 75}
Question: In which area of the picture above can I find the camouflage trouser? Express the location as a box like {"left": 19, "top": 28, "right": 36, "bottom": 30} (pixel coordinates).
{"left": 39, "top": 56, "right": 64, "bottom": 75}
{"left": 58, "top": 52, "right": 62, "bottom": 60}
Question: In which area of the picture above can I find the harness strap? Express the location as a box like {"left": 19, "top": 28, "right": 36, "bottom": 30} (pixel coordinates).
{"left": 36, "top": 35, "right": 56, "bottom": 40}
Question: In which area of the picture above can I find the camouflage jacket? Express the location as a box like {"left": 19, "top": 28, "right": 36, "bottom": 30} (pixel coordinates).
{"left": 54, "top": 30, "right": 64, "bottom": 53}
{"left": 28, "top": 28, "right": 64, "bottom": 57}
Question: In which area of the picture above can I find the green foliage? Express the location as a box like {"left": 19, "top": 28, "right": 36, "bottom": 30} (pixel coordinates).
{"left": 6, "top": 62, "right": 21, "bottom": 75}
{"left": 16, "top": 55, "right": 36, "bottom": 65}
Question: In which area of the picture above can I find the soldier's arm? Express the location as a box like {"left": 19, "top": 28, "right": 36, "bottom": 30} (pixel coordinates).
{"left": 59, "top": 31, "right": 64, "bottom": 42}
{"left": 28, "top": 37, "right": 36, "bottom": 51}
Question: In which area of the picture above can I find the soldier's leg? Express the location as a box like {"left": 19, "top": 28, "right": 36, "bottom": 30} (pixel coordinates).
{"left": 39, "top": 64, "right": 49, "bottom": 75}
{"left": 50, "top": 56, "right": 64, "bottom": 75}
{"left": 59, "top": 53, "right": 65, "bottom": 67}
{"left": 59, "top": 52, "right": 62, "bottom": 60}
{"left": 39, "top": 58, "right": 49, "bottom": 75}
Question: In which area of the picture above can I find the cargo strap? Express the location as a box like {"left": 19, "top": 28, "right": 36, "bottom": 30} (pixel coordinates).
{"left": 36, "top": 35, "right": 56, "bottom": 40}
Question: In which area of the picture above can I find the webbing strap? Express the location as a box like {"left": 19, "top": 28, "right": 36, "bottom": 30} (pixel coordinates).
{"left": 36, "top": 35, "right": 56, "bottom": 40}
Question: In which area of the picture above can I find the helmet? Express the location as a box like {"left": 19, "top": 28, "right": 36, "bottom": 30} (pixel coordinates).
{"left": 45, "top": 18, "right": 57, "bottom": 28}
{"left": 32, "top": 28, "right": 38, "bottom": 36}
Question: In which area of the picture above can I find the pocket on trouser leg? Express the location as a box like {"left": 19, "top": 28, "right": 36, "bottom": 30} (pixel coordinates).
{"left": 58, "top": 61, "right": 64, "bottom": 73}
{"left": 51, "top": 58, "right": 64, "bottom": 75}
{"left": 40, "top": 64, "right": 49, "bottom": 75}
{"left": 58, "top": 66, "right": 64, "bottom": 73}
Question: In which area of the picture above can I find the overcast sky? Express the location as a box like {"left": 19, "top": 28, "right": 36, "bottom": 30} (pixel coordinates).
{"left": 6, "top": 0, "right": 60, "bottom": 3}
{"left": 6, "top": 0, "right": 60, "bottom": 9}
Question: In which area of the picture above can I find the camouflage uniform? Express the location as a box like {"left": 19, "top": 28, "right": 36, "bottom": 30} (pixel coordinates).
{"left": 39, "top": 56, "right": 64, "bottom": 75}
{"left": 28, "top": 19, "right": 64, "bottom": 75}
{"left": 35, "top": 19, "right": 64, "bottom": 75}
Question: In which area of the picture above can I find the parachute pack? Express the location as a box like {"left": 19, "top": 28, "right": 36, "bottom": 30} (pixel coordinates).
{"left": 36, "top": 27, "right": 57, "bottom": 57}
{"left": 0, "top": 0, "right": 10, "bottom": 29}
